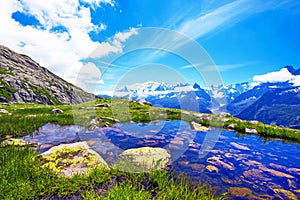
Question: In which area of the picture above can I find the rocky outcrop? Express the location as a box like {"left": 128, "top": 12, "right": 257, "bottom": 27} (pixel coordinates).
{"left": 0, "top": 45, "right": 94, "bottom": 104}
{"left": 40, "top": 142, "right": 109, "bottom": 177}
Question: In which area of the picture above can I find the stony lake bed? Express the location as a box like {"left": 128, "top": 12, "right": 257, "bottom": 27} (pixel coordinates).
{"left": 19, "top": 120, "right": 300, "bottom": 199}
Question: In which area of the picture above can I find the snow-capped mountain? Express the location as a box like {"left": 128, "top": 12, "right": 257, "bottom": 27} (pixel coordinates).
{"left": 206, "top": 82, "right": 252, "bottom": 103}
{"left": 100, "top": 66, "right": 300, "bottom": 129}
{"left": 114, "top": 81, "right": 212, "bottom": 113}
{"left": 113, "top": 81, "right": 254, "bottom": 113}
{"left": 114, "top": 81, "right": 192, "bottom": 99}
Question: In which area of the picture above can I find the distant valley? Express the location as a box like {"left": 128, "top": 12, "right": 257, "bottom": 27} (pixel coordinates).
{"left": 111, "top": 67, "right": 300, "bottom": 129}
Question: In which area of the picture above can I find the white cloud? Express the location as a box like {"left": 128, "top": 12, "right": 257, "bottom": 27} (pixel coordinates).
{"left": 177, "top": 0, "right": 298, "bottom": 39}
{"left": 0, "top": 0, "right": 114, "bottom": 84}
{"left": 76, "top": 62, "right": 103, "bottom": 93}
{"left": 90, "top": 28, "right": 138, "bottom": 58}
{"left": 114, "top": 28, "right": 138, "bottom": 42}
{"left": 180, "top": 62, "right": 254, "bottom": 71}
{"left": 253, "top": 68, "right": 300, "bottom": 86}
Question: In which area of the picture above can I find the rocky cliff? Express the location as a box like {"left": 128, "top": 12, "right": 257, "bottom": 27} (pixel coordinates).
{"left": 0, "top": 45, "right": 94, "bottom": 104}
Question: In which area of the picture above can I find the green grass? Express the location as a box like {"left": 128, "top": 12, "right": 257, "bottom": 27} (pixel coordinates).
{"left": 0, "top": 67, "right": 14, "bottom": 75}
{"left": 0, "top": 98, "right": 183, "bottom": 141}
{"left": 0, "top": 79, "right": 17, "bottom": 100}
{"left": 0, "top": 145, "right": 220, "bottom": 200}
{"left": 221, "top": 117, "right": 300, "bottom": 143}
{"left": 0, "top": 98, "right": 300, "bottom": 143}
{"left": 1, "top": 98, "right": 300, "bottom": 199}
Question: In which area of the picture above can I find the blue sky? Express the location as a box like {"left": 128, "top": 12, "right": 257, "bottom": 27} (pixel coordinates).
{"left": 1, "top": 0, "right": 300, "bottom": 94}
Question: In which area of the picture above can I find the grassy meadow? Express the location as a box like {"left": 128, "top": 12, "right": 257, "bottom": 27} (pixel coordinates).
{"left": 0, "top": 98, "right": 299, "bottom": 199}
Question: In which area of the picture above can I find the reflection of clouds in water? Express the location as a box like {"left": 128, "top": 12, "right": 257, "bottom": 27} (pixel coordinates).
{"left": 116, "top": 121, "right": 167, "bottom": 138}
{"left": 20, "top": 120, "right": 300, "bottom": 198}
{"left": 22, "top": 123, "right": 81, "bottom": 152}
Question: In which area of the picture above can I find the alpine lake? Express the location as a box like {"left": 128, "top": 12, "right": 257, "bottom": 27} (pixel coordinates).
{"left": 22, "top": 120, "right": 300, "bottom": 199}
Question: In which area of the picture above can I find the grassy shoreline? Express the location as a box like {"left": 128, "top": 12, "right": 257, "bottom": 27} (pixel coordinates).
{"left": 0, "top": 99, "right": 299, "bottom": 199}
{"left": 0, "top": 145, "right": 221, "bottom": 199}
{"left": 0, "top": 98, "right": 299, "bottom": 143}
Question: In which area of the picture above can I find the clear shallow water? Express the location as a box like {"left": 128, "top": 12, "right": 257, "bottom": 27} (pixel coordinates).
{"left": 23, "top": 120, "right": 300, "bottom": 199}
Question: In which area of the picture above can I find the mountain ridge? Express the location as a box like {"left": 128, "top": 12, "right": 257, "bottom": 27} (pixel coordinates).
{"left": 0, "top": 45, "right": 94, "bottom": 104}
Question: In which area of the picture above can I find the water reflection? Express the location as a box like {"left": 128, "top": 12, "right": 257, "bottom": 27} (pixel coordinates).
{"left": 23, "top": 120, "right": 300, "bottom": 199}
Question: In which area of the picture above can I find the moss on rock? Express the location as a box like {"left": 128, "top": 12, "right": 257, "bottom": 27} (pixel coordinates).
{"left": 40, "top": 142, "right": 109, "bottom": 177}
{"left": 114, "top": 147, "right": 171, "bottom": 173}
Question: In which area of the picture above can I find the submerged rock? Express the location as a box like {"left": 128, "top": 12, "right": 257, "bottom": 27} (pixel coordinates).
{"left": 206, "top": 165, "right": 219, "bottom": 173}
{"left": 243, "top": 169, "right": 271, "bottom": 181}
{"left": 228, "top": 187, "right": 252, "bottom": 198}
{"left": 178, "top": 161, "right": 189, "bottom": 166}
{"left": 50, "top": 108, "right": 63, "bottom": 114}
{"left": 269, "top": 163, "right": 287, "bottom": 171}
{"left": 170, "top": 138, "right": 184, "bottom": 145}
{"left": 259, "top": 166, "right": 294, "bottom": 179}
{"left": 287, "top": 168, "right": 300, "bottom": 175}
{"left": 191, "top": 163, "right": 205, "bottom": 171}
{"left": 288, "top": 179, "right": 297, "bottom": 189}
{"left": 40, "top": 142, "right": 109, "bottom": 177}
{"left": 273, "top": 188, "right": 297, "bottom": 200}
{"left": 206, "top": 156, "right": 235, "bottom": 170}
{"left": 115, "top": 147, "right": 170, "bottom": 172}
{"left": 294, "top": 189, "right": 300, "bottom": 193}
{"left": 242, "top": 160, "right": 263, "bottom": 167}
{"left": 221, "top": 177, "right": 241, "bottom": 185}
{"left": 190, "top": 121, "right": 210, "bottom": 132}
{"left": 230, "top": 142, "right": 250, "bottom": 151}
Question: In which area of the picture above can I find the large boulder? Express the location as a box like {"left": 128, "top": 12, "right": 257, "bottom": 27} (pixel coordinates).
{"left": 114, "top": 147, "right": 171, "bottom": 173}
{"left": 40, "top": 142, "right": 109, "bottom": 177}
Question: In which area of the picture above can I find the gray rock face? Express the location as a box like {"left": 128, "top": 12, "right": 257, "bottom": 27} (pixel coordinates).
{"left": 0, "top": 45, "right": 94, "bottom": 104}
